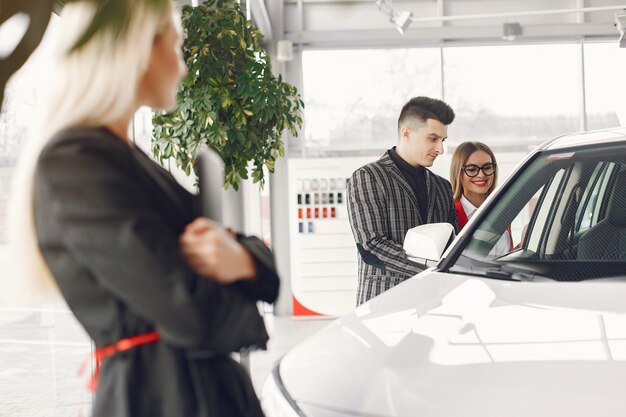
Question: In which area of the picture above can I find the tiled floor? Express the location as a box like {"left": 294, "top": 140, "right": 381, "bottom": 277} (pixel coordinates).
{"left": 0, "top": 246, "right": 331, "bottom": 416}
{"left": 0, "top": 307, "right": 93, "bottom": 417}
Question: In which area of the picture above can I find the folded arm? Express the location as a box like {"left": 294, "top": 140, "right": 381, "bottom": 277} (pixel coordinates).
{"left": 35, "top": 139, "right": 277, "bottom": 351}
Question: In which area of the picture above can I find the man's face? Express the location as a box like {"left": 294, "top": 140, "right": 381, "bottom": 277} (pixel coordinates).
{"left": 399, "top": 118, "right": 448, "bottom": 167}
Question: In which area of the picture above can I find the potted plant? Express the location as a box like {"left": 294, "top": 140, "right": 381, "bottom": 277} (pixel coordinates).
{"left": 152, "top": 0, "right": 303, "bottom": 190}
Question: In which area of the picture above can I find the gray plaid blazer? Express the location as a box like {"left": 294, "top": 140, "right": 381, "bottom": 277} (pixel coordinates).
{"left": 347, "top": 151, "right": 459, "bottom": 305}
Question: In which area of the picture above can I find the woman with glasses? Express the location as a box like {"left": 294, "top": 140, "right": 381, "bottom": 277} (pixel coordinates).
{"left": 450, "top": 141, "right": 512, "bottom": 255}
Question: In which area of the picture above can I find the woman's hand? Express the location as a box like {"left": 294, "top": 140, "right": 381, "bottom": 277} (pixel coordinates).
{"left": 179, "top": 217, "right": 256, "bottom": 284}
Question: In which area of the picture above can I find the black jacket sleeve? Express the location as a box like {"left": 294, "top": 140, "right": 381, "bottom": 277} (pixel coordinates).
{"left": 234, "top": 235, "right": 280, "bottom": 304}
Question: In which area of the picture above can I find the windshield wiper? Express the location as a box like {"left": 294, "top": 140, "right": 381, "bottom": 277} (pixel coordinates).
{"left": 449, "top": 255, "right": 543, "bottom": 282}
{"left": 448, "top": 266, "right": 527, "bottom": 281}
{"left": 483, "top": 267, "right": 527, "bottom": 281}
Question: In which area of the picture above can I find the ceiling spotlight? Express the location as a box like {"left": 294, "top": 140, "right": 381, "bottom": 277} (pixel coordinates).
{"left": 396, "top": 10, "right": 413, "bottom": 35}
{"left": 615, "top": 10, "right": 626, "bottom": 47}
{"left": 502, "top": 22, "right": 522, "bottom": 41}
{"left": 376, "top": 0, "right": 413, "bottom": 35}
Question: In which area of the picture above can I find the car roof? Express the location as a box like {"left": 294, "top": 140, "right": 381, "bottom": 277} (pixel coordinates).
{"left": 541, "top": 127, "right": 626, "bottom": 151}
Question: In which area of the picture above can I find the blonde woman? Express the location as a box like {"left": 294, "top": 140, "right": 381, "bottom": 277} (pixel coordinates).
{"left": 8, "top": 2, "right": 278, "bottom": 416}
{"left": 450, "top": 141, "right": 512, "bottom": 255}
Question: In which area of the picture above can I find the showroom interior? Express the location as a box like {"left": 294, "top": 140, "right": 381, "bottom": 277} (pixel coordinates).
{"left": 2, "top": 0, "right": 626, "bottom": 415}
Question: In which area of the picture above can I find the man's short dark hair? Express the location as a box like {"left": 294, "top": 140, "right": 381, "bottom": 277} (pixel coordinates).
{"left": 397, "top": 96, "right": 455, "bottom": 130}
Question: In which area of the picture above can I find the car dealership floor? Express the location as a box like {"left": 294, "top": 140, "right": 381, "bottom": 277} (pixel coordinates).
{"left": 0, "top": 245, "right": 330, "bottom": 416}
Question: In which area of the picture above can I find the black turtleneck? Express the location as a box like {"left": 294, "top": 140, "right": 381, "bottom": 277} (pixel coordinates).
{"left": 388, "top": 147, "right": 428, "bottom": 222}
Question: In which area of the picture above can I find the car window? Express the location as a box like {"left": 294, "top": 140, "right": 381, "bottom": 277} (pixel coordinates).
{"left": 525, "top": 168, "right": 566, "bottom": 254}
{"left": 510, "top": 187, "right": 543, "bottom": 250}
{"left": 447, "top": 143, "right": 626, "bottom": 281}
{"left": 575, "top": 162, "right": 616, "bottom": 233}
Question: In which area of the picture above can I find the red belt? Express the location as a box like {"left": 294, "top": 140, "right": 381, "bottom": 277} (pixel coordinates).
{"left": 79, "top": 331, "right": 160, "bottom": 392}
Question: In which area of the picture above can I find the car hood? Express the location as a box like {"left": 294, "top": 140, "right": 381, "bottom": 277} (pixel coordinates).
{"left": 278, "top": 272, "right": 626, "bottom": 417}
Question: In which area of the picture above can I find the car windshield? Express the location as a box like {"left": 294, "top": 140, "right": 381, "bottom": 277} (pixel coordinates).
{"left": 448, "top": 141, "right": 626, "bottom": 282}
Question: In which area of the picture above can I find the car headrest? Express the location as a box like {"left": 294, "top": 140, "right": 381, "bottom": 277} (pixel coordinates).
{"left": 606, "top": 169, "right": 626, "bottom": 227}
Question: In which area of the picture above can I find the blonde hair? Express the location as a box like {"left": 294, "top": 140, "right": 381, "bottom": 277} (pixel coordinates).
{"left": 7, "top": 0, "right": 173, "bottom": 303}
{"left": 450, "top": 141, "right": 499, "bottom": 201}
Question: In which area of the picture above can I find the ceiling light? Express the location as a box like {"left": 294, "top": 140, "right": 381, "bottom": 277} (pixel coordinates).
{"left": 395, "top": 10, "right": 413, "bottom": 35}
{"left": 615, "top": 10, "right": 626, "bottom": 47}
{"left": 376, "top": 0, "right": 413, "bottom": 35}
{"left": 502, "top": 22, "right": 522, "bottom": 41}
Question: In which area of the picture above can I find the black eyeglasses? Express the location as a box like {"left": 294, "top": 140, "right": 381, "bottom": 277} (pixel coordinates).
{"left": 463, "top": 163, "right": 496, "bottom": 177}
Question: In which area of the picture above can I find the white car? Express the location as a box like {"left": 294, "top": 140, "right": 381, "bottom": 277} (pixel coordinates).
{"left": 263, "top": 128, "right": 626, "bottom": 417}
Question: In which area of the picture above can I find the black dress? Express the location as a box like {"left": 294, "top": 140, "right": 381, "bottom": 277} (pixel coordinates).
{"left": 33, "top": 127, "right": 279, "bottom": 417}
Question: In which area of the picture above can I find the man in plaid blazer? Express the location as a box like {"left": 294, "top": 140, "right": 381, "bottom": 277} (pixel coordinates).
{"left": 347, "top": 97, "right": 460, "bottom": 305}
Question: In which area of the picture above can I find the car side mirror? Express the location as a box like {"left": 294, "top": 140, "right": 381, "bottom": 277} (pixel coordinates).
{"left": 403, "top": 223, "right": 456, "bottom": 267}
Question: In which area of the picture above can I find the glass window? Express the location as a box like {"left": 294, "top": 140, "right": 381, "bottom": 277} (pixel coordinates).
{"left": 449, "top": 142, "right": 626, "bottom": 282}
{"left": 133, "top": 106, "right": 156, "bottom": 153}
{"left": 1, "top": 14, "right": 93, "bottom": 416}
{"left": 575, "top": 162, "right": 616, "bottom": 232}
{"left": 301, "top": 48, "right": 442, "bottom": 154}
{"left": 583, "top": 42, "right": 626, "bottom": 130}
{"left": 1, "top": 27, "right": 56, "bottom": 243}
{"left": 510, "top": 186, "right": 542, "bottom": 249}
{"left": 524, "top": 168, "right": 565, "bottom": 253}
{"left": 444, "top": 44, "right": 581, "bottom": 153}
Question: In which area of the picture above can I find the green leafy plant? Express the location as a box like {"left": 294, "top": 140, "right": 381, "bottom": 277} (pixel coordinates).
{"left": 152, "top": 0, "right": 303, "bottom": 190}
